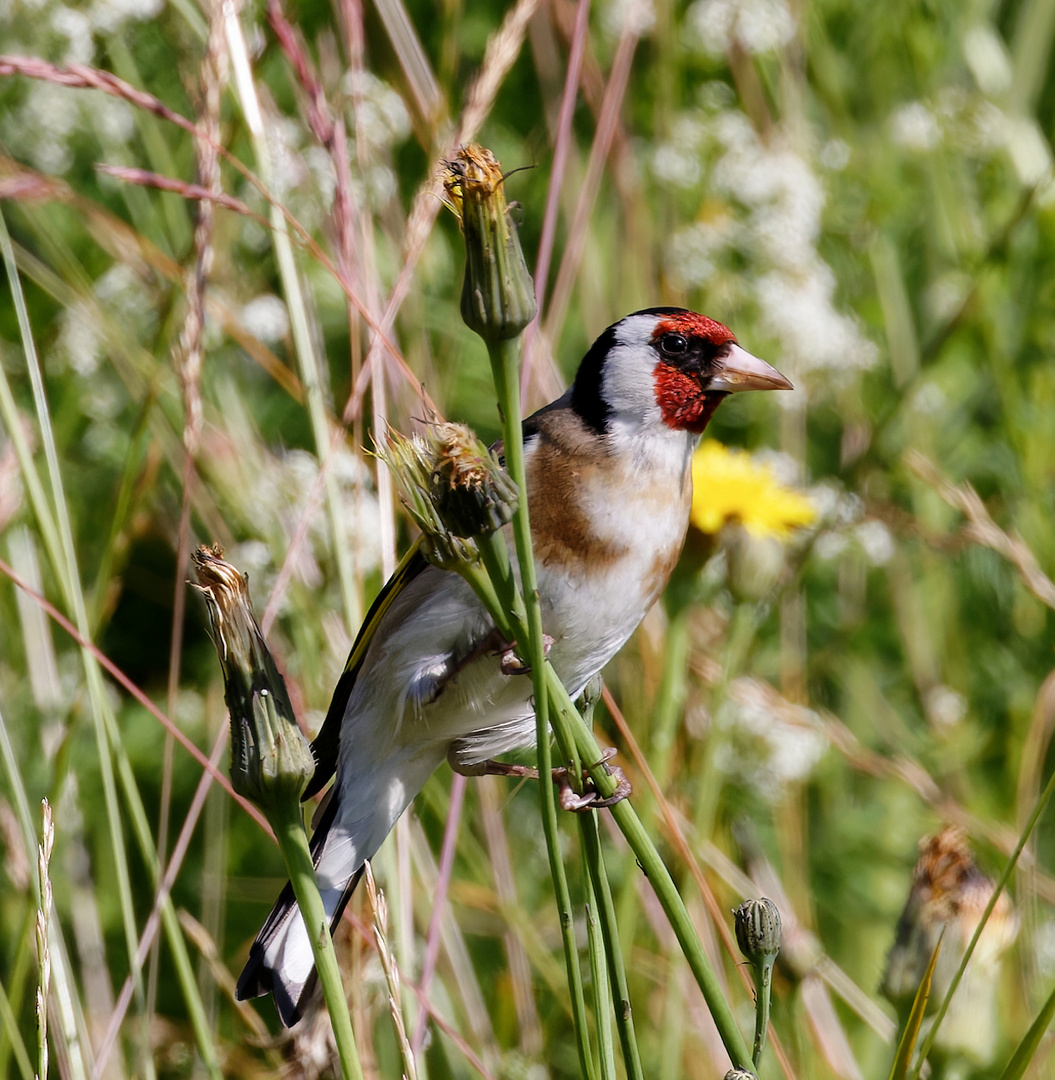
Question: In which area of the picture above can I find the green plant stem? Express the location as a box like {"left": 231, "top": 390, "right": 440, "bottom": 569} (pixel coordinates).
{"left": 1, "top": 205, "right": 154, "bottom": 1080}
{"left": 485, "top": 334, "right": 596, "bottom": 1080}
{"left": 0, "top": 973, "right": 32, "bottom": 1080}
{"left": 998, "top": 974, "right": 1055, "bottom": 1080}
{"left": 580, "top": 812, "right": 644, "bottom": 1080}
{"left": 268, "top": 800, "right": 365, "bottom": 1080}
{"left": 547, "top": 668, "right": 752, "bottom": 1064}
{"left": 487, "top": 336, "right": 583, "bottom": 780}
{"left": 582, "top": 864, "right": 616, "bottom": 1080}
{"left": 225, "top": 6, "right": 362, "bottom": 637}
{"left": 465, "top": 528, "right": 752, "bottom": 1070}
{"left": 910, "top": 762, "right": 1055, "bottom": 1079}
{"left": 751, "top": 960, "right": 773, "bottom": 1070}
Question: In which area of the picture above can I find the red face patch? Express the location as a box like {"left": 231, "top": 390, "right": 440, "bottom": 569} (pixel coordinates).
{"left": 653, "top": 364, "right": 726, "bottom": 433}
{"left": 650, "top": 313, "right": 735, "bottom": 433}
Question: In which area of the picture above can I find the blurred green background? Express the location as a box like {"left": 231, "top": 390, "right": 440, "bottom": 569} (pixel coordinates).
{"left": 1, "top": 0, "right": 1055, "bottom": 1076}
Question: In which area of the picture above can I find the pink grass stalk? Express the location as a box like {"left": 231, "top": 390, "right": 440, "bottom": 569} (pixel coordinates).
{"left": 95, "top": 166, "right": 256, "bottom": 220}
{"left": 152, "top": 8, "right": 227, "bottom": 1034}
{"left": 521, "top": 0, "right": 592, "bottom": 404}
{"left": 542, "top": 19, "right": 639, "bottom": 346}
{"left": 410, "top": 772, "right": 467, "bottom": 1055}
{"left": 93, "top": 729, "right": 230, "bottom": 1078}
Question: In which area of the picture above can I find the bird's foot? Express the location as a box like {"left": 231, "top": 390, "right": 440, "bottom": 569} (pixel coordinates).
{"left": 448, "top": 753, "right": 539, "bottom": 781}
{"left": 555, "top": 748, "right": 632, "bottom": 812}
{"left": 497, "top": 634, "right": 554, "bottom": 676}
{"left": 447, "top": 746, "right": 630, "bottom": 810}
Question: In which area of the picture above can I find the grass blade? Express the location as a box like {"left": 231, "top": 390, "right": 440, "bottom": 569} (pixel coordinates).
{"left": 888, "top": 937, "right": 941, "bottom": 1080}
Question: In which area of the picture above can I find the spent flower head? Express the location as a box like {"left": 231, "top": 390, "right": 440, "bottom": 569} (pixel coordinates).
{"left": 192, "top": 545, "right": 315, "bottom": 807}
{"left": 882, "top": 826, "right": 1018, "bottom": 1063}
{"left": 380, "top": 420, "right": 518, "bottom": 569}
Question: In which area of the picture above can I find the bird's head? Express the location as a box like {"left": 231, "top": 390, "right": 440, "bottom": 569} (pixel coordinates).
{"left": 570, "top": 307, "right": 792, "bottom": 439}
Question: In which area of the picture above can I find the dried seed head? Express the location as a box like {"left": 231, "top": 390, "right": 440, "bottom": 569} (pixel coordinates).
{"left": 193, "top": 545, "right": 315, "bottom": 807}
{"left": 428, "top": 421, "right": 518, "bottom": 537}
{"left": 734, "top": 897, "right": 782, "bottom": 967}
{"left": 881, "top": 825, "right": 1017, "bottom": 1063}
{"left": 380, "top": 421, "right": 518, "bottom": 569}
{"left": 443, "top": 144, "right": 536, "bottom": 342}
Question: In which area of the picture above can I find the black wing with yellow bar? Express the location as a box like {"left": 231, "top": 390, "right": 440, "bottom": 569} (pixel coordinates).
{"left": 303, "top": 540, "right": 430, "bottom": 799}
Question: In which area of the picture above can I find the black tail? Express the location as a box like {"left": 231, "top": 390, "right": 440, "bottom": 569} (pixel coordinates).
{"left": 235, "top": 796, "right": 363, "bottom": 1026}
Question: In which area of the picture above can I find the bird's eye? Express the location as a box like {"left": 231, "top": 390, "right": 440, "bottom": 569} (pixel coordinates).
{"left": 661, "top": 333, "right": 688, "bottom": 356}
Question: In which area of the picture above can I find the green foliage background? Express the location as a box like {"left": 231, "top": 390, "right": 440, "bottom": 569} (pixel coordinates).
{"left": 1, "top": 0, "right": 1055, "bottom": 1076}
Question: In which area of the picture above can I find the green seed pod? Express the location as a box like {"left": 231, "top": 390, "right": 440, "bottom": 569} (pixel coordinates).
{"left": 734, "top": 897, "right": 782, "bottom": 967}
{"left": 443, "top": 144, "right": 537, "bottom": 343}
{"left": 193, "top": 546, "right": 315, "bottom": 808}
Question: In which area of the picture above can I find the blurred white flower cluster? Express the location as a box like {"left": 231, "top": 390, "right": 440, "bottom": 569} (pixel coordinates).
{"left": 808, "top": 482, "right": 896, "bottom": 567}
{"left": 685, "top": 0, "right": 795, "bottom": 56}
{"left": 657, "top": 89, "right": 877, "bottom": 381}
{"left": 213, "top": 437, "right": 383, "bottom": 622}
{"left": 601, "top": 0, "right": 657, "bottom": 39}
{"left": 713, "top": 676, "right": 828, "bottom": 798}
{"left": 341, "top": 70, "right": 412, "bottom": 210}
{"left": 0, "top": 0, "right": 156, "bottom": 174}
{"left": 889, "top": 23, "right": 1052, "bottom": 191}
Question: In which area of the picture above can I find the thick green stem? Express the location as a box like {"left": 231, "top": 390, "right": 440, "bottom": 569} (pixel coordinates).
{"left": 269, "top": 801, "right": 364, "bottom": 1080}
{"left": 582, "top": 864, "right": 616, "bottom": 1080}
{"left": 488, "top": 336, "right": 583, "bottom": 780}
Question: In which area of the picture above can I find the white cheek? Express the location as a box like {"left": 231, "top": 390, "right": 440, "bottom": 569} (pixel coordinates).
{"left": 600, "top": 348, "right": 663, "bottom": 426}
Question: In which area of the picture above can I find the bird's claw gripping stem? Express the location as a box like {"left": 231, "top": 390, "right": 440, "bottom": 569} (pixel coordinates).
{"left": 449, "top": 746, "right": 631, "bottom": 811}
{"left": 555, "top": 747, "right": 632, "bottom": 811}
{"left": 497, "top": 633, "right": 554, "bottom": 675}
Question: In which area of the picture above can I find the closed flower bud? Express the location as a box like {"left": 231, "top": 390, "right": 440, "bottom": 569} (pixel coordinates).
{"left": 724, "top": 1070, "right": 757, "bottom": 1079}
{"left": 443, "top": 144, "right": 537, "bottom": 343}
{"left": 193, "top": 546, "right": 315, "bottom": 808}
{"left": 735, "top": 897, "right": 782, "bottom": 967}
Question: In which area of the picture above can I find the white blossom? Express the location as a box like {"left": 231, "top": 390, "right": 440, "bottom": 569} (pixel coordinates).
{"left": 685, "top": 0, "right": 795, "bottom": 56}
{"left": 90, "top": 0, "right": 163, "bottom": 34}
{"left": 602, "top": 0, "right": 656, "bottom": 38}
{"left": 241, "top": 294, "right": 290, "bottom": 344}
{"left": 891, "top": 102, "right": 942, "bottom": 152}
{"left": 854, "top": 519, "right": 894, "bottom": 565}
{"left": 924, "top": 684, "right": 967, "bottom": 730}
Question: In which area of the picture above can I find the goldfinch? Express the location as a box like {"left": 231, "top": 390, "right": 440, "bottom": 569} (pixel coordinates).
{"left": 237, "top": 307, "right": 791, "bottom": 1024}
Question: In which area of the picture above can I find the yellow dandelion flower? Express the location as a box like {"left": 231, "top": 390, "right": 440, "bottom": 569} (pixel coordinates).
{"left": 690, "top": 441, "right": 816, "bottom": 539}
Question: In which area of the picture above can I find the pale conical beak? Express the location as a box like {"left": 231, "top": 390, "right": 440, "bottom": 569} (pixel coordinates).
{"left": 709, "top": 343, "right": 793, "bottom": 393}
